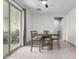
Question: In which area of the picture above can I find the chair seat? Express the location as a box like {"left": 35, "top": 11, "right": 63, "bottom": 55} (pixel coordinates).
{"left": 44, "top": 38, "right": 50, "bottom": 40}
{"left": 37, "top": 36, "right": 42, "bottom": 39}
{"left": 51, "top": 36, "right": 58, "bottom": 39}
{"left": 33, "top": 36, "right": 42, "bottom": 40}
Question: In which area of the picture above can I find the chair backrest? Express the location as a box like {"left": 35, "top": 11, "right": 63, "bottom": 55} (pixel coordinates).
{"left": 43, "top": 31, "right": 49, "bottom": 35}
{"left": 31, "top": 31, "right": 37, "bottom": 38}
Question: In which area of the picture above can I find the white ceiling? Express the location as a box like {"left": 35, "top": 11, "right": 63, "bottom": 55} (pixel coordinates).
{"left": 17, "top": 0, "right": 76, "bottom": 14}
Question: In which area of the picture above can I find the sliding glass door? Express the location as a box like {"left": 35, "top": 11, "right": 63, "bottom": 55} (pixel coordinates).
{"left": 3, "top": 0, "right": 22, "bottom": 57}
{"left": 10, "top": 5, "right": 21, "bottom": 51}
{"left": 3, "top": 0, "right": 9, "bottom": 56}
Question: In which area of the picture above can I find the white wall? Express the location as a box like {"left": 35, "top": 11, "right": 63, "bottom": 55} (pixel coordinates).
{"left": 26, "top": 10, "right": 32, "bottom": 42}
{"left": 26, "top": 8, "right": 76, "bottom": 46}
{"left": 31, "top": 14, "right": 64, "bottom": 34}
{"left": 62, "top": 8, "right": 76, "bottom": 45}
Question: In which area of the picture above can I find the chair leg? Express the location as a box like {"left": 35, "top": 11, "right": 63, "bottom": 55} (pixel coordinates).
{"left": 31, "top": 46, "right": 32, "bottom": 52}
{"left": 31, "top": 41, "right": 33, "bottom": 52}
{"left": 57, "top": 40, "right": 60, "bottom": 49}
{"left": 49, "top": 40, "right": 51, "bottom": 50}
{"left": 42, "top": 40, "right": 43, "bottom": 50}
{"left": 39, "top": 40, "right": 41, "bottom": 52}
{"left": 51, "top": 39, "right": 53, "bottom": 49}
{"left": 59, "top": 40, "right": 60, "bottom": 49}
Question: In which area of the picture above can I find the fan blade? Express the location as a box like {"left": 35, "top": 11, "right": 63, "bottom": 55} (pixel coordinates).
{"left": 45, "top": 4, "right": 48, "bottom": 8}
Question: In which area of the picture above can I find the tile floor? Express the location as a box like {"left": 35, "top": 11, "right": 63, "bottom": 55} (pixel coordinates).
{"left": 6, "top": 40, "right": 76, "bottom": 59}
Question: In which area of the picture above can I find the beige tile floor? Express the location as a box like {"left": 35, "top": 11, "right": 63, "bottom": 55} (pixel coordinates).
{"left": 3, "top": 43, "right": 20, "bottom": 56}
{"left": 6, "top": 40, "right": 76, "bottom": 59}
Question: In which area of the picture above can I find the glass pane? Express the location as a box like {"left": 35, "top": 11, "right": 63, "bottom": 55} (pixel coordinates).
{"left": 3, "top": 0, "right": 9, "bottom": 56}
{"left": 10, "top": 5, "right": 21, "bottom": 50}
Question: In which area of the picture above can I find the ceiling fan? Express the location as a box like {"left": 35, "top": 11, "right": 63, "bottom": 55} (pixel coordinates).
{"left": 40, "top": 0, "right": 48, "bottom": 8}
{"left": 45, "top": 4, "right": 48, "bottom": 8}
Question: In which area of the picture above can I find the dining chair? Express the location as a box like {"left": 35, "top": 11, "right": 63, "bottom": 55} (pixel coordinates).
{"left": 42, "top": 31, "right": 51, "bottom": 50}
{"left": 51, "top": 31, "right": 61, "bottom": 49}
{"left": 30, "top": 31, "right": 42, "bottom": 52}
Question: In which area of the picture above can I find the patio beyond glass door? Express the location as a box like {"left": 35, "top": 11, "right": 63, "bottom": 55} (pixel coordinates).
{"left": 3, "top": 0, "right": 9, "bottom": 56}
{"left": 10, "top": 5, "right": 21, "bottom": 51}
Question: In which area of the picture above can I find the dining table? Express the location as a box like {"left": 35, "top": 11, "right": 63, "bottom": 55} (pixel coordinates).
{"left": 37, "top": 33, "right": 58, "bottom": 50}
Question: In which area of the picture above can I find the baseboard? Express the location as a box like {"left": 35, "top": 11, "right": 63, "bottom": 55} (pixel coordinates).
{"left": 64, "top": 40, "right": 76, "bottom": 47}
{"left": 26, "top": 40, "right": 31, "bottom": 45}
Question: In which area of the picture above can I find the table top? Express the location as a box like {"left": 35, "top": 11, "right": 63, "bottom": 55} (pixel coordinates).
{"left": 37, "top": 33, "right": 58, "bottom": 36}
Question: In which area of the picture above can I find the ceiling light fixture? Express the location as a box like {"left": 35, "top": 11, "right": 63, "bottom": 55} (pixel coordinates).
{"left": 40, "top": 0, "right": 48, "bottom": 8}
{"left": 41, "top": 0, "right": 47, "bottom": 5}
